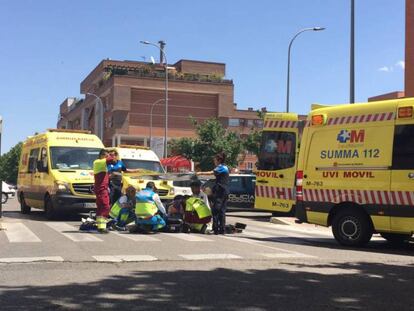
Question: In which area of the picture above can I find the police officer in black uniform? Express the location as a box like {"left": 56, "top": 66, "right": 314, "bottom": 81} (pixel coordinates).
{"left": 197, "top": 152, "right": 229, "bottom": 234}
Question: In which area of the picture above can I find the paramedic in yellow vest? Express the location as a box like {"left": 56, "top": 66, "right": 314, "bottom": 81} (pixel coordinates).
{"left": 184, "top": 180, "right": 212, "bottom": 234}
{"left": 135, "top": 182, "right": 166, "bottom": 231}
{"left": 93, "top": 149, "right": 115, "bottom": 233}
{"left": 109, "top": 186, "right": 136, "bottom": 230}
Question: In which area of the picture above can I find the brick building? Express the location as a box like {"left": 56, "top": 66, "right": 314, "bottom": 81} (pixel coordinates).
{"left": 369, "top": 0, "right": 414, "bottom": 101}
{"left": 58, "top": 58, "right": 264, "bottom": 169}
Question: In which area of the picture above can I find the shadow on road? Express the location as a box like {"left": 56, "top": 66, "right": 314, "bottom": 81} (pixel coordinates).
{"left": 0, "top": 261, "right": 413, "bottom": 310}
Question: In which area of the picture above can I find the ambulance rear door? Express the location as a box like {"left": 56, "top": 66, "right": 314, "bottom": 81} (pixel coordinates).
{"left": 390, "top": 103, "right": 414, "bottom": 233}
{"left": 254, "top": 113, "right": 301, "bottom": 214}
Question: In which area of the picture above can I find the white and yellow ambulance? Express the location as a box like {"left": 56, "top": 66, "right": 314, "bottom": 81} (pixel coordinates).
{"left": 256, "top": 98, "right": 414, "bottom": 246}
{"left": 17, "top": 129, "right": 104, "bottom": 219}
{"left": 111, "top": 145, "right": 175, "bottom": 202}
{"left": 295, "top": 98, "right": 414, "bottom": 246}
{"left": 254, "top": 112, "right": 305, "bottom": 215}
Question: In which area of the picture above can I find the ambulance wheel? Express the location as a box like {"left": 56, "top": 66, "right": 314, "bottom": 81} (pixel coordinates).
{"left": 20, "top": 194, "right": 31, "bottom": 214}
{"left": 1, "top": 192, "right": 8, "bottom": 204}
{"left": 380, "top": 233, "right": 412, "bottom": 245}
{"left": 45, "top": 197, "right": 57, "bottom": 220}
{"left": 332, "top": 208, "right": 373, "bottom": 247}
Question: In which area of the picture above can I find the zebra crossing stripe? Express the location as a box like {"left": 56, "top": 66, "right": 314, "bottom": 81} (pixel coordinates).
{"left": 162, "top": 233, "right": 213, "bottom": 242}
{"left": 261, "top": 253, "right": 316, "bottom": 259}
{"left": 93, "top": 255, "right": 158, "bottom": 262}
{"left": 113, "top": 231, "right": 160, "bottom": 242}
{"left": 3, "top": 223, "right": 41, "bottom": 243}
{"left": 179, "top": 254, "right": 242, "bottom": 260}
{"left": 46, "top": 222, "right": 103, "bottom": 242}
{"left": 0, "top": 256, "right": 64, "bottom": 263}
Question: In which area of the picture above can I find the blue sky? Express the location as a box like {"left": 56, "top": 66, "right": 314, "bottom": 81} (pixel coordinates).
{"left": 0, "top": 0, "right": 405, "bottom": 153}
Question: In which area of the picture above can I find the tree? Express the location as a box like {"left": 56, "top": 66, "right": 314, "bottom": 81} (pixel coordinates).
{"left": 243, "top": 129, "right": 262, "bottom": 157}
{"left": 0, "top": 142, "right": 22, "bottom": 184}
{"left": 242, "top": 109, "right": 265, "bottom": 157}
{"left": 169, "top": 118, "right": 244, "bottom": 170}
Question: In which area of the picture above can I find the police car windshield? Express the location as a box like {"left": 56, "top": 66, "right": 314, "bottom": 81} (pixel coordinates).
{"left": 258, "top": 131, "right": 296, "bottom": 170}
{"left": 122, "top": 159, "right": 165, "bottom": 173}
{"left": 50, "top": 147, "right": 101, "bottom": 170}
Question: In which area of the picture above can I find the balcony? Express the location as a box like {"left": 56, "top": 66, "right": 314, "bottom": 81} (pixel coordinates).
{"left": 103, "top": 65, "right": 233, "bottom": 85}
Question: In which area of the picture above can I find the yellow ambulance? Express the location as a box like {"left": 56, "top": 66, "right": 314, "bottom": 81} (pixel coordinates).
{"left": 111, "top": 145, "right": 174, "bottom": 202}
{"left": 295, "top": 98, "right": 414, "bottom": 246}
{"left": 17, "top": 129, "right": 104, "bottom": 219}
{"left": 254, "top": 112, "right": 305, "bottom": 215}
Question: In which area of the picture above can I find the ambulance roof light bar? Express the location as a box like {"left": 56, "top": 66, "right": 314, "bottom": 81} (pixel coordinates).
{"left": 47, "top": 129, "right": 92, "bottom": 134}
{"left": 118, "top": 144, "right": 150, "bottom": 150}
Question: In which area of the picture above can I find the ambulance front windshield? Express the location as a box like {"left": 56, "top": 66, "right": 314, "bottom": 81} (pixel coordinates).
{"left": 50, "top": 147, "right": 101, "bottom": 170}
{"left": 258, "top": 131, "right": 296, "bottom": 170}
{"left": 122, "top": 159, "right": 165, "bottom": 174}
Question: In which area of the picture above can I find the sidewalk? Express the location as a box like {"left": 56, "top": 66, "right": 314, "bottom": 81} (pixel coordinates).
{"left": 270, "top": 216, "right": 332, "bottom": 233}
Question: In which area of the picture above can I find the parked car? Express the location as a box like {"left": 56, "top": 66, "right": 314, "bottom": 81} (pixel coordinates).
{"left": 2, "top": 181, "right": 16, "bottom": 204}
{"left": 202, "top": 174, "right": 256, "bottom": 210}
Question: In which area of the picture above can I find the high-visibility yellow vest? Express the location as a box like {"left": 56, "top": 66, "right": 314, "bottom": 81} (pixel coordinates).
{"left": 135, "top": 202, "right": 157, "bottom": 218}
{"left": 109, "top": 201, "right": 122, "bottom": 219}
{"left": 93, "top": 158, "right": 107, "bottom": 175}
{"left": 186, "top": 197, "right": 212, "bottom": 219}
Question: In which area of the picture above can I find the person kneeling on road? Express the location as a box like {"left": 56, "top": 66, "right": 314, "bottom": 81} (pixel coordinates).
{"left": 184, "top": 180, "right": 212, "bottom": 234}
{"left": 108, "top": 186, "right": 137, "bottom": 231}
{"left": 134, "top": 182, "right": 167, "bottom": 232}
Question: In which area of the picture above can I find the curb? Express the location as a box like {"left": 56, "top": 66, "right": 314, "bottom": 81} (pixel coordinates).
{"left": 269, "top": 217, "right": 293, "bottom": 226}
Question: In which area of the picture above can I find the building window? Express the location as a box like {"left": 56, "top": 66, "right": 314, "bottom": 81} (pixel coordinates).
{"left": 247, "top": 162, "right": 253, "bottom": 170}
{"left": 228, "top": 118, "right": 240, "bottom": 127}
{"left": 247, "top": 119, "right": 254, "bottom": 127}
{"left": 255, "top": 119, "right": 264, "bottom": 128}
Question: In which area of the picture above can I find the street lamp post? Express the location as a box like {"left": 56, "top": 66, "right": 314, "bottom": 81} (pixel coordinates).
{"left": 0, "top": 116, "right": 3, "bottom": 218}
{"left": 140, "top": 40, "right": 169, "bottom": 158}
{"left": 286, "top": 27, "right": 325, "bottom": 113}
{"left": 149, "top": 98, "right": 166, "bottom": 149}
{"left": 86, "top": 93, "right": 104, "bottom": 141}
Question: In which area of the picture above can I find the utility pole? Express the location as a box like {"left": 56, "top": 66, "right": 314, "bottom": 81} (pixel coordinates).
{"left": 350, "top": 0, "right": 355, "bottom": 103}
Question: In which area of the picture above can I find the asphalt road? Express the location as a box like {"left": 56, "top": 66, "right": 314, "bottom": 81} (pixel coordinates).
{"left": 1, "top": 199, "right": 413, "bottom": 310}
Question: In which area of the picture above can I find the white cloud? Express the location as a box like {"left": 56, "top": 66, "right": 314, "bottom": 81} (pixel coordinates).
{"left": 395, "top": 60, "right": 405, "bottom": 70}
{"left": 378, "top": 66, "right": 391, "bottom": 72}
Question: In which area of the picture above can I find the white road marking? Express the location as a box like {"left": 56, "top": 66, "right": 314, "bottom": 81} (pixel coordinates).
{"left": 246, "top": 224, "right": 330, "bottom": 238}
{"left": 179, "top": 254, "right": 242, "bottom": 260}
{"left": 222, "top": 235, "right": 317, "bottom": 258}
{"left": 3, "top": 223, "right": 41, "bottom": 243}
{"left": 261, "top": 253, "right": 316, "bottom": 259}
{"left": 0, "top": 256, "right": 64, "bottom": 263}
{"left": 113, "top": 232, "right": 160, "bottom": 242}
{"left": 162, "top": 233, "right": 212, "bottom": 242}
{"left": 241, "top": 231, "right": 274, "bottom": 239}
{"left": 46, "top": 222, "right": 103, "bottom": 242}
{"left": 93, "top": 255, "right": 158, "bottom": 262}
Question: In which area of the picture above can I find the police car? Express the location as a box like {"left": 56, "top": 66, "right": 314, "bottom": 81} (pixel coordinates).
{"left": 202, "top": 174, "right": 256, "bottom": 210}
